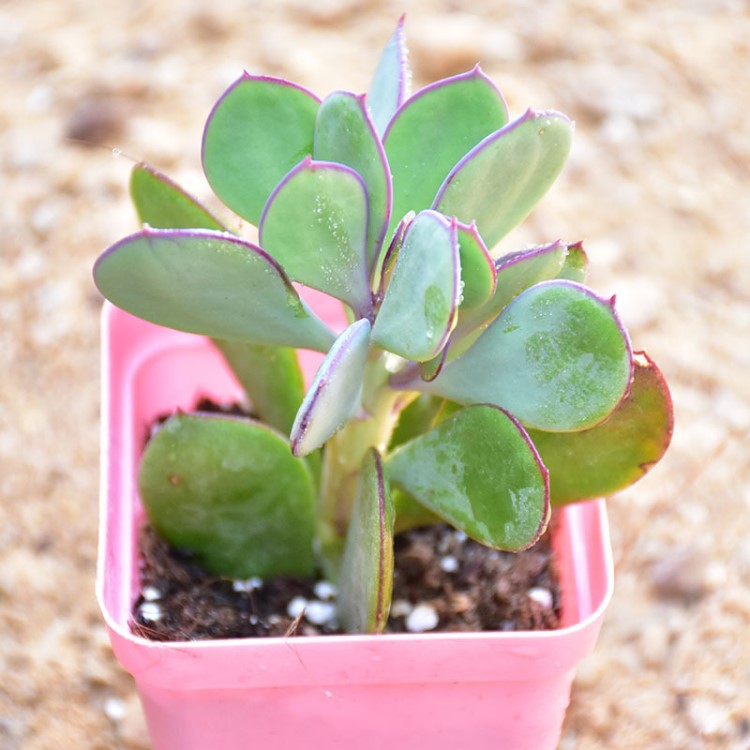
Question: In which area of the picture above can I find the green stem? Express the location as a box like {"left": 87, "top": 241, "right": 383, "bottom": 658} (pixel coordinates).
{"left": 318, "top": 353, "right": 405, "bottom": 580}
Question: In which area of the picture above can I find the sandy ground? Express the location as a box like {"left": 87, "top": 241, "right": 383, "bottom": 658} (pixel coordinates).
{"left": 1, "top": 0, "right": 749, "bottom": 747}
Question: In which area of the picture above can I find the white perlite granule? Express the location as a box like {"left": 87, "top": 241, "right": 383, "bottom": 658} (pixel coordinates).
{"left": 528, "top": 587, "right": 553, "bottom": 609}
{"left": 389, "top": 599, "right": 413, "bottom": 618}
{"left": 232, "top": 576, "right": 263, "bottom": 593}
{"left": 286, "top": 596, "right": 308, "bottom": 619}
{"left": 141, "top": 586, "right": 162, "bottom": 601}
{"left": 439, "top": 555, "right": 459, "bottom": 573}
{"left": 138, "top": 602, "right": 163, "bottom": 622}
{"left": 405, "top": 603, "right": 439, "bottom": 633}
{"left": 304, "top": 600, "right": 337, "bottom": 626}
{"left": 313, "top": 580, "right": 337, "bottom": 601}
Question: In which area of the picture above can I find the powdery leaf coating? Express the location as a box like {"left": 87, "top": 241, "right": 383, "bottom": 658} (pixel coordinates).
{"left": 384, "top": 67, "right": 508, "bottom": 237}
{"left": 367, "top": 15, "right": 410, "bottom": 136}
{"left": 434, "top": 109, "right": 573, "bottom": 249}
{"left": 447, "top": 240, "right": 569, "bottom": 362}
{"left": 372, "top": 210, "right": 459, "bottom": 362}
{"left": 94, "top": 228, "right": 336, "bottom": 352}
{"left": 259, "top": 158, "right": 372, "bottom": 317}
{"left": 202, "top": 74, "right": 320, "bottom": 225}
{"left": 314, "top": 92, "right": 392, "bottom": 272}
{"left": 418, "top": 280, "right": 633, "bottom": 431}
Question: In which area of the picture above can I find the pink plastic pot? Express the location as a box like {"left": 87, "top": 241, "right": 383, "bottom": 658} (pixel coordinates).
{"left": 97, "top": 301, "right": 614, "bottom": 750}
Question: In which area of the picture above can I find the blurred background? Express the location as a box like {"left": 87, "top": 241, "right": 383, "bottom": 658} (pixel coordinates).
{"left": 1, "top": 0, "right": 748, "bottom": 747}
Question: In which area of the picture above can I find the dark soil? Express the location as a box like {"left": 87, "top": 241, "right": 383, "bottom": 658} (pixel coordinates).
{"left": 132, "top": 520, "right": 561, "bottom": 641}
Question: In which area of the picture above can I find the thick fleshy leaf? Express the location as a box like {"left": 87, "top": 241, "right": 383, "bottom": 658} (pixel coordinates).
{"left": 374, "top": 210, "right": 414, "bottom": 299}
{"left": 291, "top": 318, "right": 372, "bottom": 456}
{"left": 418, "top": 280, "right": 633, "bottom": 431}
{"left": 392, "top": 488, "right": 442, "bottom": 535}
{"left": 384, "top": 67, "right": 508, "bottom": 235}
{"left": 372, "top": 211, "right": 459, "bottom": 361}
{"left": 419, "top": 345, "right": 448, "bottom": 382}
{"left": 528, "top": 351, "right": 673, "bottom": 506}
{"left": 202, "top": 74, "right": 319, "bottom": 224}
{"left": 93, "top": 228, "right": 335, "bottom": 352}
{"left": 139, "top": 413, "right": 316, "bottom": 578}
{"left": 130, "top": 163, "right": 226, "bottom": 231}
{"left": 386, "top": 405, "right": 549, "bottom": 551}
{"left": 455, "top": 221, "right": 496, "bottom": 309}
{"left": 314, "top": 92, "right": 392, "bottom": 271}
{"left": 434, "top": 109, "right": 573, "bottom": 248}
{"left": 367, "top": 15, "right": 410, "bottom": 136}
{"left": 441, "top": 240, "right": 570, "bottom": 362}
{"left": 494, "top": 241, "right": 569, "bottom": 310}
{"left": 556, "top": 241, "right": 589, "bottom": 283}
{"left": 259, "top": 158, "right": 372, "bottom": 317}
{"left": 212, "top": 339, "right": 305, "bottom": 434}
{"left": 337, "top": 449, "right": 395, "bottom": 634}
{"left": 389, "top": 394, "right": 460, "bottom": 449}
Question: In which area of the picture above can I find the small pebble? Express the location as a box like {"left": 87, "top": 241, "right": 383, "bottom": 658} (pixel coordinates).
{"left": 313, "top": 580, "right": 337, "bottom": 601}
{"left": 103, "top": 696, "right": 126, "bottom": 722}
{"left": 138, "top": 602, "right": 163, "bottom": 623}
{"left": 304, "top": 600, "right": 337, "bottom": 626}
{"left": 440, "top": 555, "right": 459, "bottom": 573}
{"left": 528, "top": 587, "right": 554, "bottom": 609}
{"left": 405, "top": 603, "right": 439, "bottom": 633}
{"left": 286, "top": 596, "right": 308, "bottom": 619}
{"left": 141, "top": 586, "right": 162, "bottom": 602}
{"left": 650, "top": 544, "right": 720, "bottom": 603}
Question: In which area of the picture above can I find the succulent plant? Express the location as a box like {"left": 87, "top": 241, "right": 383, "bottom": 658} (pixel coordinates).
{"left": 94, "top": 18, "right": 672, "bottom": 634}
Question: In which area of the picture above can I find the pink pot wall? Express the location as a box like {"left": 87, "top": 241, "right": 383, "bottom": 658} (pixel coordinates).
{"left": 97, "top": 302, "right": 614, "bottom": 750}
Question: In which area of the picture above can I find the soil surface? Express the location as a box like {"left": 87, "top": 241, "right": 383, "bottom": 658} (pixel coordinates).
{"left": 2, "top": 1, "right": 749, "bottom": 749}
{"left": 133, "top": 522, "right": 560, "bottom": 640}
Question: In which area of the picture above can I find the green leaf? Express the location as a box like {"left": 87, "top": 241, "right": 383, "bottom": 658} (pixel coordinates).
{"left": 392, "top": 487, "right": 442, "bottom": 535}
{"left": 434, "top": 109, "right": 573, "bottom": 248}
{"left": 372, "top": 211, "right": 459, "bottom": 361}
{"left": 367, "top": 15, "right": 410, "bottom": 136}
{"left": 337, "top": 449, "right": 395, "bottom": 634}
{"left": 290, "top": 319, "right": 372, "bottom": 456}
{"left": 384, "top": 67, "right": 508, "bottom": 236}
{"left": 556, "top": 241, "right": 589, "bottom": 283}
{"left": 455, "top": 221, "right": 496, "bottom": 309}
{"left": 139, "top": 413, "right": 316, "bottom": 578}
{"left": 373, "top": 210, "right": 413, "bottom": 300}
{"left": 212, "top": 339, "right": 305, "bottom": 434}
{"left": 259, "top": 158, "right": 372, "bottom": 317}
{"left": 130, "top": 163, "right": 226, "bottom": 231}
{"left": 314, "top": 92, "right": 392, "bottom": 271}
{"left": 390, "top": 394, "right": 462, "bottom": 450}
{"left": 439, "top": 241, "right": 570, "bottom": 364}
{"left": 202, "top": 74, "right": 319, "bottom": 224}
{"left": 421, "top": 280, "right": 633, "bottom": 431}
{"left": 94, "top": 228, "right": 336, "bottom": 352}
{"left": 528, "top": 351, "right": 673, "bottom": 506}
{"left": 493, "top": 241, "right": 570, "bottom": 314}
{"left": 386, "top": 404, "right": 549, "bottom": 551}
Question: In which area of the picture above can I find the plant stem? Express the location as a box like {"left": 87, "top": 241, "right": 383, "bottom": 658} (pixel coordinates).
{"left": 317, "top": 352, "right": 405, "bottom": 580}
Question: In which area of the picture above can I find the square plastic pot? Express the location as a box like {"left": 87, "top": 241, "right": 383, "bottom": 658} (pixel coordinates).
{"left": 97, "top": 302, "right": 614, "bottom": 750}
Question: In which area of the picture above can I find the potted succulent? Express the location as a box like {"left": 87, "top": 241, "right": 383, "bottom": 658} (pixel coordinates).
{"left": 95, "top": 17, "right": 672, "bottom": 750}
